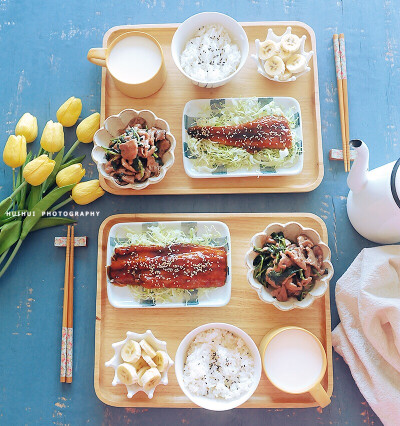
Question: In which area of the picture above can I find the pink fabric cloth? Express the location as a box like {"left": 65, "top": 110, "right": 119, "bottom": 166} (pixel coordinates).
{"left": 332, "top": 246, "right": 400, "bottom": 426}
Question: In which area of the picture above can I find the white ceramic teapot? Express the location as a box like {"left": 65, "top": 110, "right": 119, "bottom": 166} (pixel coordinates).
{"left": 347, "top": 139, "right": 400, "bottom": 244}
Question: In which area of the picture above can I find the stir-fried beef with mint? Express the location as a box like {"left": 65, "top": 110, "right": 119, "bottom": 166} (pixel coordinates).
{"left": 104, "top": 117, "right": 171, "bottom": 185}
{"left": 253, "top": 232, "right": 327, "bottom": 302}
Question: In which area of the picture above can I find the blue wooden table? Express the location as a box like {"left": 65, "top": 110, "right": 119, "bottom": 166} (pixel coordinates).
{"left": 1, "top": 1, "right": 397, "bottom": 424}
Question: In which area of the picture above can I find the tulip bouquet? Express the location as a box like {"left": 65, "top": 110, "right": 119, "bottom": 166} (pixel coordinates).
{"left": 0, "top": 97, "right": 105, "bottom": 278}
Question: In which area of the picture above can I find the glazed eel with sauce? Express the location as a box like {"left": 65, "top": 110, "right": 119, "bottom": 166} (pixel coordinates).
{"left": 187, "top": 115, "right": 293, "bottom": 152}
{"left": 108, "top": 243, "right": 227, "bottom": 289}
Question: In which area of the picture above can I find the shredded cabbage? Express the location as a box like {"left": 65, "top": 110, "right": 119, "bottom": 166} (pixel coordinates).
{"left": 186, "top": 98, "right": 301, "bottom": 172}
{"left": 114, "top": 225, "right": 222, "bottom": 304}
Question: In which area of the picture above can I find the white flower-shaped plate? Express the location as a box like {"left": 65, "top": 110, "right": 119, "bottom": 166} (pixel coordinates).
{"left": 252, "top": 27, "right": 314, "bottom": 82}
{"left": 245, "top": 222, "right": 333, "bottom": 311}
{"left": 105, "top": 330, "right": 174, "bottom": 399}
{"left": 92, "top": 109, "right": 176, "bottom": 190}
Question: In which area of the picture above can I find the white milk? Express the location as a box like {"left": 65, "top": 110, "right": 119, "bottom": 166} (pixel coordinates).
{"left": 108, "top": 36, "right": 162, "bottom": 84}
{"left": 264, "top": 329, "right": 324, "bottom": 393}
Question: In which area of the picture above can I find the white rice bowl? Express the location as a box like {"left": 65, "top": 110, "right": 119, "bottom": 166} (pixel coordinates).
{"left": 175, "top": 323, "right": 262, "bottom": 411}
{"left": 180, "top": 24, "right": 241, "bottom": 82}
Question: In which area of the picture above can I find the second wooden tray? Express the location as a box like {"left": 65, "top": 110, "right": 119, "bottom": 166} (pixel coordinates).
{"left": 99, "top": 21, "right": 323, "bottom": 195}
{"left": 94, "top": 213, "right": 333, "bottom": 408}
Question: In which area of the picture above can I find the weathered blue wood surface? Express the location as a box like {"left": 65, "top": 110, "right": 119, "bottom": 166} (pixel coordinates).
{"left": 0, "top": 0, "right": 397, "bottom": 424}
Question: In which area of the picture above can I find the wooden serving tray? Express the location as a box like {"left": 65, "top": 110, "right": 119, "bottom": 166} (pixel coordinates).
{"left": 99, "top": 22, "right": 323, "bottom": 195}
{"left": 94, "top": 213, "right": 333, "bottom": 408}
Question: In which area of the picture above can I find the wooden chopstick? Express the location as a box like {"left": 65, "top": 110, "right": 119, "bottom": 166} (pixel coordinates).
{"left": 333, "top": 34, "right": 349, "bottom": 172}
{"left": 60, "top": 225, "right": 71, "bottom": 382}
{"left": 66, "top": 225, "right": 74, "bottom": 383}
{"left": 339, "top": 33, "right": 351, "bottom": 172}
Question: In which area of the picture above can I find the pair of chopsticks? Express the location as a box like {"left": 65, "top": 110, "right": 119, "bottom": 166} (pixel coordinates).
{"left": 60, "top": 225, "right": 74, "bottom": 383}
{"left": 333, "top": 33, "right": 351, "bottom": 172}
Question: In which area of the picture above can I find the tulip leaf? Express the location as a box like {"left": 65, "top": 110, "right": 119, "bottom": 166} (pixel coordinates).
{"left": 0, "top": 198, "right": 13, "bottom": 217}
{"left": 31, "top": 217, "right": 75, "bottom": 232}
{"left": 0, "top": 220, "right": 22, "bottom": 256}
{"left": 27, "top": 185, "right": 42, "bottom": 211}
{"left": 20, "top": 184, "right": 75, "bottom": 240}
{"left": 42, "top": 147, "right": 65, "bottom": 193}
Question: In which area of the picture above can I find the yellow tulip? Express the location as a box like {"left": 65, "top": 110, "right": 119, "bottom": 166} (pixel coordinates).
{"left": 56, "top": 97, "right": 82, "bottom": 127}
{"left": 3, "top": 135, "right": 27, "bottom": 168}
{"left": 76, "top": 112, "right": 100, "bottom": 143}
{"left": 56, "top": 163, "right": 85, "bottom": 187}
{"left": 15, "top": 113, "right": 38, "bottom": 143}
{"left": 71, "top": 179, "right": 104, "bottom": 205}
{"left": 23, "top": 155, "right": 55, "bottom": 186}
{"left": 40, "top": 120, "right": 64, "bottom": 153}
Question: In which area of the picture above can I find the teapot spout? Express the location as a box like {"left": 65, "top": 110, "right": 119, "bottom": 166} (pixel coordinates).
{"left": 347, "top": 139, "right": 369, "bottom": 193}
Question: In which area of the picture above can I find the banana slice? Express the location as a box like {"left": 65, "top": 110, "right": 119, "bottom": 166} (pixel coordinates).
{"left": 258, "top": 39, "right": 279, "bottom": 60}
{"left": 263, "top": 56, "right": 285, "bottom": 77}
{"left": 133, "top": 356, "right": 148, "bottom": 371}
{"left": 121, "top": 340, "right": 141, "bottom": 363}
{"left": 137, "top": 366, "right": 150, "bottom": 386}
{"left": 142, "top": 353, "right": 157, "bottom": 368}
{"left": 279, "top": 69, "right": 293, "bottom": 81}
{"left": 154, "top": 350, "right": 170, "bottom": 373}
{"left": 139, "top": 340, "right": 157, "bottom": 358}
{"left": 286, "top": 54, "right": 307, "bottom": 73}
{"left": 141, "top": 367, "right": 161, "bottom": 391}
{"left": 280, "top": 33, "right": 301, "bottom": 53}
{"left": 277, "top": 46, "right": 292, "bottom": 62}
{"left": 117, "top": 363, "right": 138, "bottom": 386}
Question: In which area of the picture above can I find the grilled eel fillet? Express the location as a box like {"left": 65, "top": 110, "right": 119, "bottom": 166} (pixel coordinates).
{"left": 108, "top": 244, "right": 227, "bottom": 289}
{"left": 187, "top": 115, "right": 292, "bottom": 152}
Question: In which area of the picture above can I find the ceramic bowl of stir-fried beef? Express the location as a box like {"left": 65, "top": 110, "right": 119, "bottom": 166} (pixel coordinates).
{"left": 92, "top": 109, "right": 176, "bottom": 189}
{"left": 245, "top": 222, "right": 333, "bottom": 311}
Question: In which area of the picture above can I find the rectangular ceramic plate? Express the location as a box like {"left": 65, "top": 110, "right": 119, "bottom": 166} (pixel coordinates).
{"left": 182, "top": 97, "right": 304, "bottom": 178}
{"left": 95, "top": 213, "right": 333, "bottom": 408}
{"left": 99, "top": 21, "right": 323, "bottom": 195}
{"left": 106, "top": 220, "right": 232, "bottom": 308}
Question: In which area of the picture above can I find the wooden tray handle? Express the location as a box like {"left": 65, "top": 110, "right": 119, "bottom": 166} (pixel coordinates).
{"left": 87, "top": 48, "right": 107, "bottom": 67}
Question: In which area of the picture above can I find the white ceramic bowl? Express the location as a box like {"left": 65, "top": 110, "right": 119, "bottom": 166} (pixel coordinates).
{"left": 92, "top": 109, "right": 176, "bottom": 190}
{"left": 252, "top": 26, "right": 314, "bottom": 83}
{"left": 171, "top": 12, "right": 249, "bottom": 88}
{"left": 245, "top": 222, "right": 333, "bottom": 311}
{"left": 105, "top": 330, "right": 174, "bottom": 399}
{"left": 175, "top": 323, "right": 262, "bottom": 411}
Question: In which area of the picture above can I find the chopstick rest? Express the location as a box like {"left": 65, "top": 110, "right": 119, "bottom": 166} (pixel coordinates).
{"left": 329, "top": 149, "right": 356, "bottom": 161}
{"left": 55, "top": 236, "right": 87, "bottom": 247}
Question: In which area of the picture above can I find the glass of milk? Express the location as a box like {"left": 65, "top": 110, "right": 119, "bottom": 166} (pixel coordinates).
{"left": 259, "top": 326, "right": 331, "bottom": 407}
{"left": 87, "top": 31, "right": 166, "bottom": 98}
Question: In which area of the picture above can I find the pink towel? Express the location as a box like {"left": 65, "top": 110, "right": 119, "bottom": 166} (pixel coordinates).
{"left": 332, "top": 246, "right": 400, "bottom": 426}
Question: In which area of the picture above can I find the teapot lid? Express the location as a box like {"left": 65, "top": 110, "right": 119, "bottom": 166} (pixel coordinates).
{"left": 391, "top": 157, "right": 400, "bottom": 208}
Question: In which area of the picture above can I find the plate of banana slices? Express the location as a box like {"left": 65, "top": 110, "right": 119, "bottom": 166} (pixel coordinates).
{"left": 105, "top": 330, "right": 174, "bottom": 399}
{"left": 252, "top": 27, "right": 314, "bottom": 82}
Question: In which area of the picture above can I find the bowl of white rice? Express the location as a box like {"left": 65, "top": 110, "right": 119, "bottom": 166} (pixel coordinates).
{"left": 175, "top": 323, "right": 262, "bottom": 410}
{"left": 171, "top": 12, "right": 249, "bottom": 88}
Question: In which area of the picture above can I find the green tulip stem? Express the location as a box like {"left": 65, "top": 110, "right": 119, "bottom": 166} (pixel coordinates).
{"left": 9, "top": 181, "right": 27, "bottom": 199}
{"left": 51, "top": 197, "right": 73, "bottom": 211}
{"left": 0, "top": 239, "right": 23, "bottom": 278}
{"left": 63, "top": 140, "right": 80, "bottom": 164}
{"left": 0, "top": 248, "right": 10, "bottom": 266}
{"left": 49, "top": 152, "right": 53, "bottom": 160}
{"left": 12, "top": 169, "right": 16, "bottom": 191}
